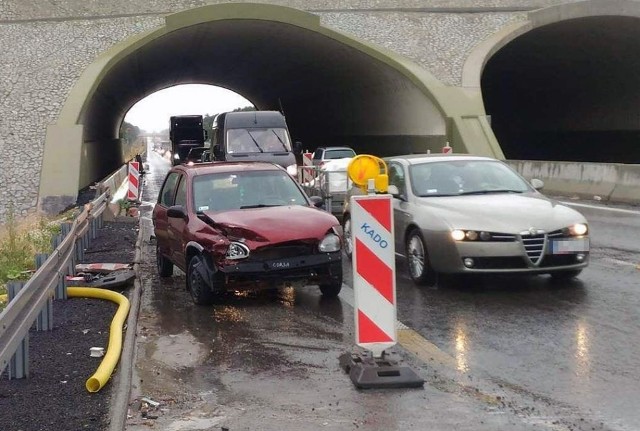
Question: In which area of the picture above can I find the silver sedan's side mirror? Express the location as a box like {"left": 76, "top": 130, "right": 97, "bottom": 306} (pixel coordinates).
{"left": 387, "top": 185, "right": 405, "bottom": 200}
{"left": 530, "top": 178, "right": 544, "bottom": 190}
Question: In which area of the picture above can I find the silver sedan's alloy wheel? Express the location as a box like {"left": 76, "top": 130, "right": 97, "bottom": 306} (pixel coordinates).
{"left": 343, "top": 216, "right": 353, "bottom": 259}
{"left": 406, "top": 230, "right": 437, "bottom": 286}
{"left": 407, "top": 234, "right": 425, "bottom": 279}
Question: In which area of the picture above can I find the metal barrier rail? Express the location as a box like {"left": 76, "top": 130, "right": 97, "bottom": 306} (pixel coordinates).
{"left": 0, "top": 191, "right": 110, "bottom": 378}
{"left": 297, "top": 166, "right": 353, "bottom": 217}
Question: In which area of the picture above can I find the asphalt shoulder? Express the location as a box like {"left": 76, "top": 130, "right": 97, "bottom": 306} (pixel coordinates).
{"left": 0, "top": 220, "right": 139, "bottom": 431}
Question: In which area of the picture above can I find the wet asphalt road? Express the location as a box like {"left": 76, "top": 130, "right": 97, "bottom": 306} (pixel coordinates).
{"left": 128, "top": 148, "right": 640, "bottom": 431}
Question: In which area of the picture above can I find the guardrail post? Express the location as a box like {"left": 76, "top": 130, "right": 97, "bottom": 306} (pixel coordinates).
{"left": 51, "top": 232, "right": 59, "bottom": 250}
{"left": 61, "top": 222, "right": 72, "bottom": 238}
{"left": 75, "top": 233, "right": 84, "bottom": 263}
{"left": 7, "top": 281, "right": 29, "bottom": 379}
{"left": 56, "top": 271, "right": 67, "bottom": 300}
{"left": 34, "top": 254, "right": 53, "bottom": 331}
{"left": 83, "top": 229, "right": 90, "bottom": 252}
{"left": 90, "top": 218, "right": 97, "bottom": 240}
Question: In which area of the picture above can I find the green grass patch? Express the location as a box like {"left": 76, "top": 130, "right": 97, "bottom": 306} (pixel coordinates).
{"left": 0, "top": 206, "right": 76, "bottom": 308}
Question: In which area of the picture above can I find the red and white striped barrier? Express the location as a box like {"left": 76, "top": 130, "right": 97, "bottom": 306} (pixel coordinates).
{"left": 301, "top": 151, "right": 314, "bottom": 183}
{"left": 351, "top": 194, "right": 396, "bottom": 358}
{"left": 127, "top": 161, "right": 140, "bottom": 201}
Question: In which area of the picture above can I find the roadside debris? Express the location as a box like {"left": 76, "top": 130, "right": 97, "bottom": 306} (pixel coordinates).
{"left": 75, "top": 263, "right": 133, "bottom": 273}
{"left": 89, "top": 347, "right": 105, "bottom": 357}
{"left": 141, "top": 397, "right": 160, "bottom": 408}
{"left": 128, "top": 396, "right": 165, "bottom": 424}
{"left": 66, "top": 262, "right": 135, "bottom": 289}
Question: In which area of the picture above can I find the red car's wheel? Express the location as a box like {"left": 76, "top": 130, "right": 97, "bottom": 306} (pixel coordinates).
{"left": 188, "top": 256, "right": 215, "bottom": 305}
{"left": 156, "top": 245, "right": 173, "bottom": 277}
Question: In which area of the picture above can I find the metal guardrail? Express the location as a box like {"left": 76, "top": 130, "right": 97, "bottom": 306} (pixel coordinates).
{"left": 0, "top": 191, "right": 110, "bottom": 378}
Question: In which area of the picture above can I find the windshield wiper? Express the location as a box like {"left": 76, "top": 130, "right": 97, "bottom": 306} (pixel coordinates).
{"left": 270, "top": 130, "right": 289, "bottom": 152}
{"left": 458, "top": 189, "right": 524, "bottom": 196}
{"left": 245, "top": 130, "right": 264, "bottom": 152}
{"left": 240, "top": 204, "right": 281, "bottom": 209}
{"left": 417, "top": 193, "right": 457, "bottom": 197}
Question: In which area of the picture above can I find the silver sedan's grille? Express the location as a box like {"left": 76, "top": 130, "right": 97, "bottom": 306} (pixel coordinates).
{"left": 547, "top": 229, "right": 565, "bottom": 239}
{"left": 521, "top": 233, "right": 546, "bottom": 265}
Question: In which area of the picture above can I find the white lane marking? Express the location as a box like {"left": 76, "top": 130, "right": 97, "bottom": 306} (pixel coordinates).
{"left": 601, "top": 257, "right": 638, "bottom": 268}
{"left": 561, "top": 201, "right": 640, "bottom": 215}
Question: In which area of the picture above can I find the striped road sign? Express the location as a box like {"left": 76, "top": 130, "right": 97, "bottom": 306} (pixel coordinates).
{"left": 351, "top": 194, "right": 396, "bottom": 357}
{"left": 302, "top": 151, "right": 314, "bottom": 183}
{"left": 127, "top": 161, "right": 140, "bottom": 201}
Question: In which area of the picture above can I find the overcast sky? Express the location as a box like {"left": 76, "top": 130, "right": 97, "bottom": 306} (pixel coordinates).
{"left": 124, "top": 84, "right": 253, "bottom": 132}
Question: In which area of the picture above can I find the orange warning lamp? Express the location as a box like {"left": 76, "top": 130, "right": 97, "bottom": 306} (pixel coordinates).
{"left": 347, "top": 155, "right": 388, "bottom": 193}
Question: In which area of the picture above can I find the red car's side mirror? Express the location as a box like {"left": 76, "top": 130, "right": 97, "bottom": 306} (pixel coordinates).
{"left": 167, "top": 205, "right": 188, "bottom": 219}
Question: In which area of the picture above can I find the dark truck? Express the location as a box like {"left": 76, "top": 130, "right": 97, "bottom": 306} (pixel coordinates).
{"left": 169, "top": 115, "right": 208, "bottom": 166}
{"left": 211, "top": 111, "right": 302, "bottom": 175}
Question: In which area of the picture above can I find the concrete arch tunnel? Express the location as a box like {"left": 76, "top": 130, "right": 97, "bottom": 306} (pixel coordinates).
{"left": 471, "top": 0, "right": 640, "bottom": 165}
{"left": 39, "top": 3, "right": 499, "bottom": 212}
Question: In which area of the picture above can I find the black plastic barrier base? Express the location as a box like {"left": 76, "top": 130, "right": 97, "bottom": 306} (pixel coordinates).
{"left": 339, "top": 351, "right": 424, "bottom": 389}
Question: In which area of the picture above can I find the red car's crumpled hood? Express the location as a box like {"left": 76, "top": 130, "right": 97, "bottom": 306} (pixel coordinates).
{"left": 203, "top": 205, "right": 338, "bottom": 244}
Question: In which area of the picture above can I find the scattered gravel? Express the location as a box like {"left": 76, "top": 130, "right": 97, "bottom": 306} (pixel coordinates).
{"left": 0, "top": 220, "right": 139, "bottom": 431}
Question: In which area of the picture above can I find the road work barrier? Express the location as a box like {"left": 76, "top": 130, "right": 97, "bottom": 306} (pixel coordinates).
{"left": 97, "top": 151, "right": 146, "bottom": 219}
{"left": 339, "top": 155, "right": 423, "bottom": 389}
{"left": 297, "top": 164, "right": 353, "bottom": 217}
{"left": 352, "top": 193, "right": 396, "bottom": 356}
{"left": 127, "top": 161, "right": 140, "bottom": 201}
{"left": 301, "top": 151, "right": 314, "bottom": 183}
{"left": 0, "top": 192, "right": 110, "bottom": 380}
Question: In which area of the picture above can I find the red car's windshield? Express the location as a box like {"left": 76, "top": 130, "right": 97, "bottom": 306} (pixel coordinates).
{"left": 193, "top": 170, "right": 308, "bottom": 212}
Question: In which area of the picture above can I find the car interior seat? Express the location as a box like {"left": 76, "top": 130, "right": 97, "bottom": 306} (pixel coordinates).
{"left": 427, "top": 165, "right": 460, "bottom": 195}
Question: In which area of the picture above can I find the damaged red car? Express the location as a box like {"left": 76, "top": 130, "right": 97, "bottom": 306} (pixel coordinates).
{"left": 152, "top": 161, "right": 343, "bottom": 304}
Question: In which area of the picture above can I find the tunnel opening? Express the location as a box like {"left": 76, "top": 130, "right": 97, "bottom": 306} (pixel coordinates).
{"left": 123, "top": 84, "right": 253, "bottom": 136}
{"left": 482, "top": 16, "right": 640, "bottom": 164}
{"left": 82, "top": 17, "right": 446, "bottom": 186}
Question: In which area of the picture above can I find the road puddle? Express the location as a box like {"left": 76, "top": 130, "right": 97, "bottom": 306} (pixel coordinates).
{"left": 151, "top": 331, "right": 208, "bottom": 369}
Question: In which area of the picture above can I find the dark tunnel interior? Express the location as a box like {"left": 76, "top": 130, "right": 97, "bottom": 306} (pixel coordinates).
{"left": 482, "top": 16, "right": 640, "bottom": 164}
{"left": 81, "top": 18, "right": 445, "bottom": 180}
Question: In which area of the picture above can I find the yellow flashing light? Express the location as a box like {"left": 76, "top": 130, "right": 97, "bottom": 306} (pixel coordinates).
{"left": 347, "top": 154, "right": 389, "bottom": 193}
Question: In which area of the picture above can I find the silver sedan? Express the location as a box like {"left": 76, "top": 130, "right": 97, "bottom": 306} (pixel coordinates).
{"left": 342, "top": 154, "right": 589, "bottom": 286}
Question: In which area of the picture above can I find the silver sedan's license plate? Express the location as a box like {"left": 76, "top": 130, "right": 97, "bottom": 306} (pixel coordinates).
{"left": 270, "top": 260, "right": 292, "bottom": 270}
{"left": 550, "top": 238, "right": 589, "bottom": 254}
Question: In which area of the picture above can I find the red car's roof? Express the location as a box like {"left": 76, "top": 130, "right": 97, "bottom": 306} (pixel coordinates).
{"left": 174, "top": 161, "right": 284, "bottom": 176}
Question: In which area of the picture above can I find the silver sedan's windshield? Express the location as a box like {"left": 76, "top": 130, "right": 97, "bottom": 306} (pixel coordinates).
{"left": 409, "top": 160, "right": 532, "bottom": 197}
{"left": 193, "top": 170, "right": 308, "bottom": 212}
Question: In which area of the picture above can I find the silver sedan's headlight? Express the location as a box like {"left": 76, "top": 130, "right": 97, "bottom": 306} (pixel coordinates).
{"left": 318, "top": 233, "right": 341, "bottom": 252}
{"left": 569, "top": 223, "right": 588, "bottom": 236}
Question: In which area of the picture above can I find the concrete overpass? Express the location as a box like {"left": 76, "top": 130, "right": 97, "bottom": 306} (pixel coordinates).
{"left": 0, "top": 0, "right": 639, "bottom": 219}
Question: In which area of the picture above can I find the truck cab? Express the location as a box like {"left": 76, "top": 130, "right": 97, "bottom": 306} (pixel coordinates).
{"left": 169, "top": 115, "right": 207, "bottom": 166}
{"left": 211, "top": 111, "right": 301, "bottom": 175}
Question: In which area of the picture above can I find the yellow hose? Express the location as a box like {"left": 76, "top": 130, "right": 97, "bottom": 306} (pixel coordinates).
{"left": 68, "top": 287, "right": 130, "bottom": 393}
